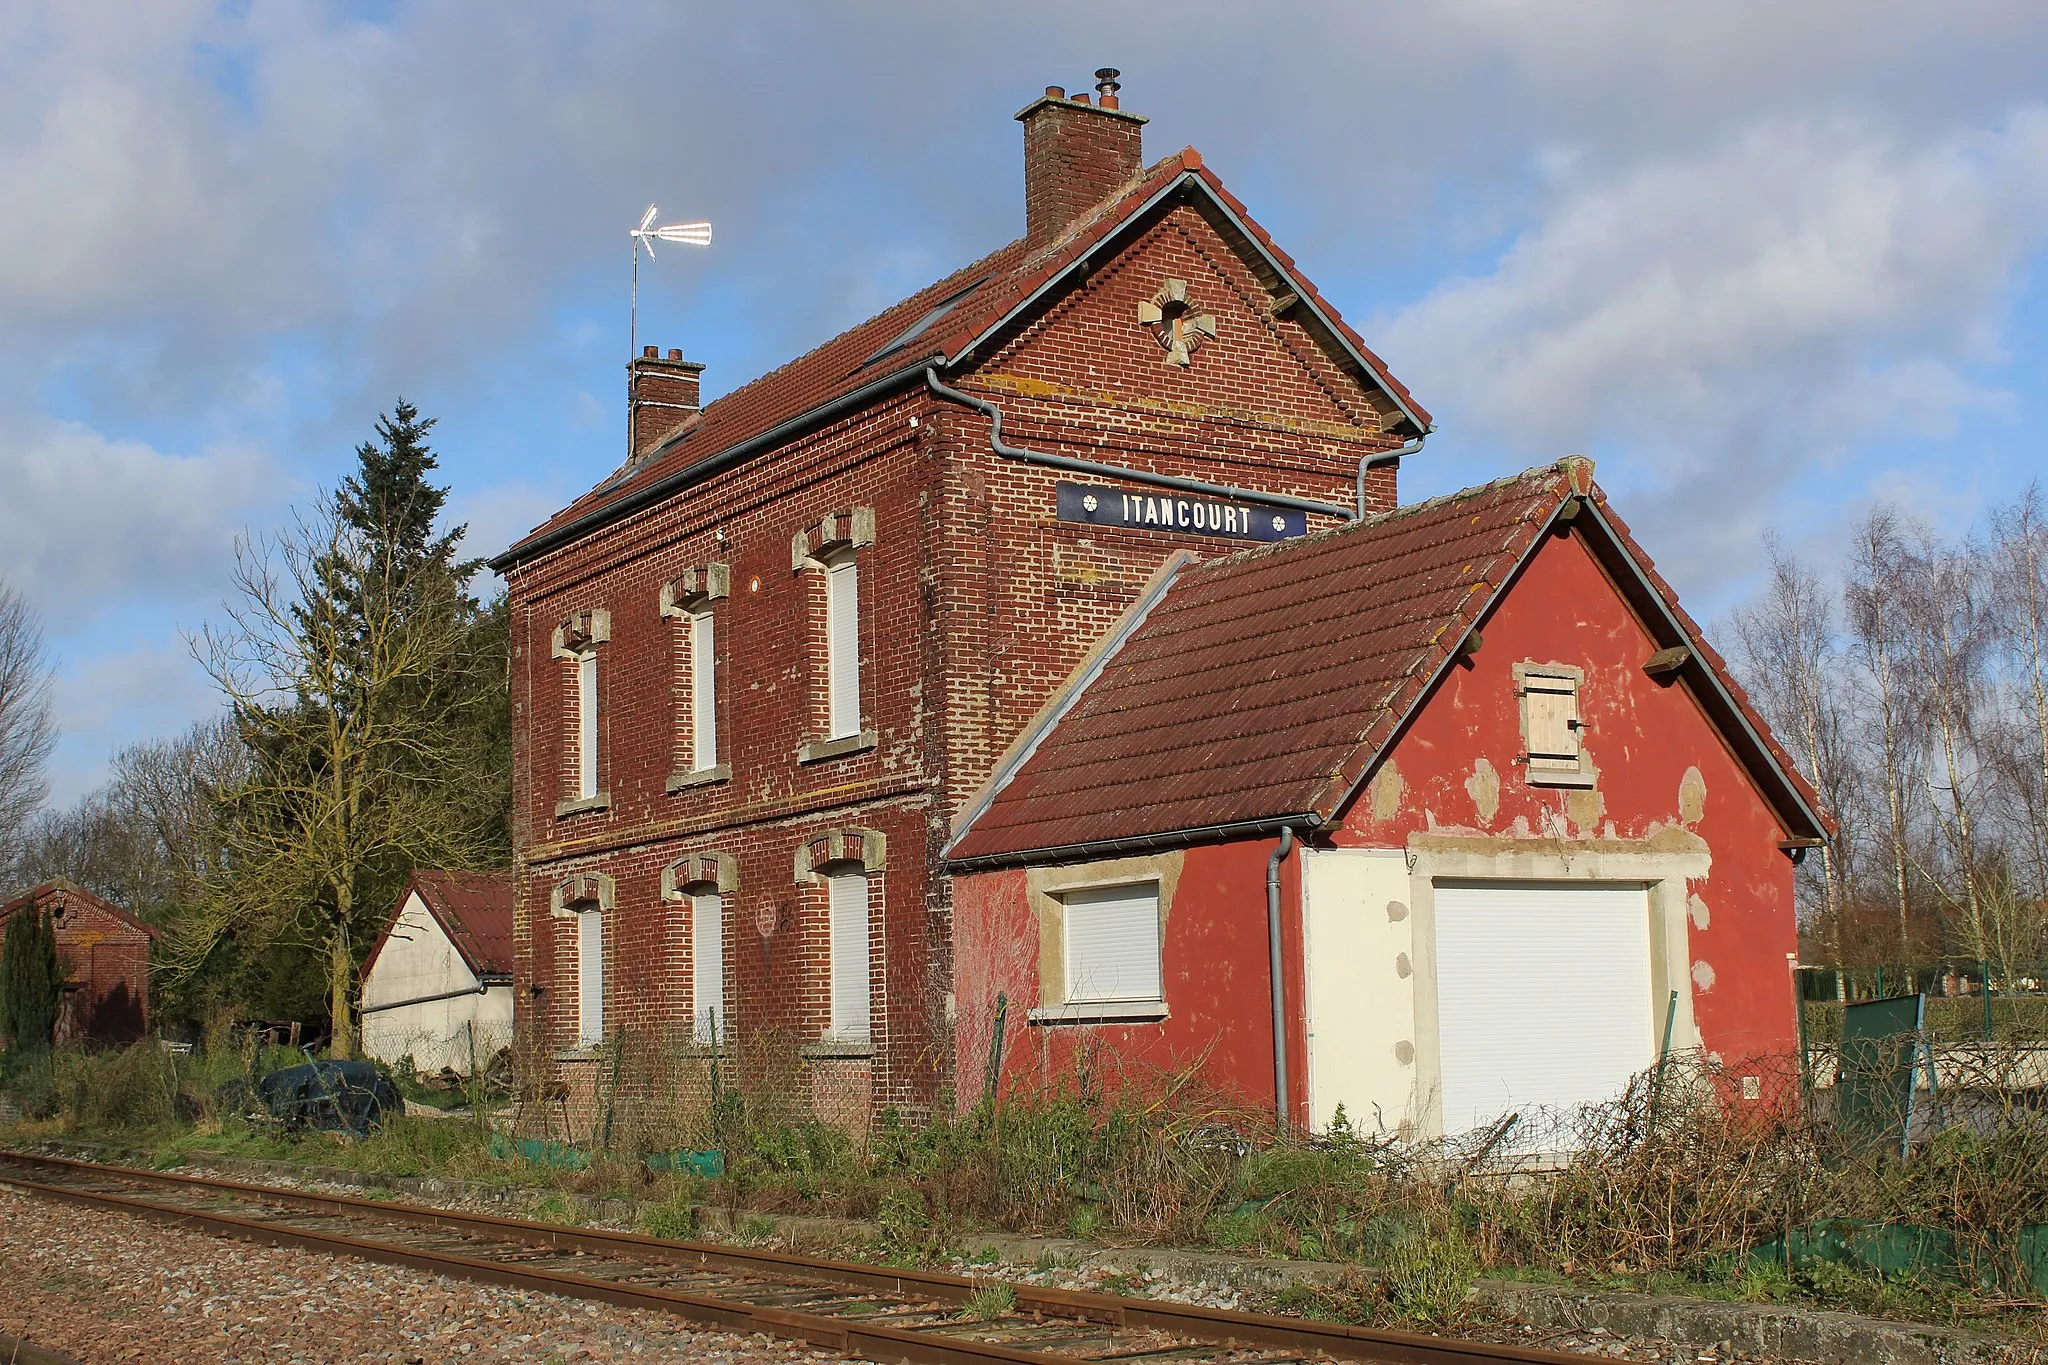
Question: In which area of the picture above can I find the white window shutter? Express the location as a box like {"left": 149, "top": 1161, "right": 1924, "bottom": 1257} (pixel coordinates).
{"left": 1524, "top": 675, "right": 1580, "bottom": 772}
{"left": 577, "top": 652, "right": 599, "bottom": 797}
{"left": 1062, "top": 884, "right": 1162, "bottom": 1004}
{"left": 827, "top": 871, "right": 871, "bottom": 1041}
{"left": 826, "top": 560, "right": 860, "bottom": 739}
{"left": 692, "top": 891, "right": 724, "bottom": 1045}
{"left": 690, "top": 610, "right": 717, "bottom": 770}
{"left": 577, "top": 908, "right": 604, "bottom": 1046}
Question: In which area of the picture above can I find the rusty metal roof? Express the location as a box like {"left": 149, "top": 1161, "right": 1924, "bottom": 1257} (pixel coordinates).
{"left": 366, "top": 870, "right": 515, "bottom": 981}
{"left": 493, "top": 150, "right": 1428, "bottom": 570}
{"left": 948, "top": 460, "right": 1827, "bottom": 866}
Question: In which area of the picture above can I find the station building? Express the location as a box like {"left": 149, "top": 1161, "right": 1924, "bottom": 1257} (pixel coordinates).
{"left": 493, "top": 72, "right": 1825, "bottom": 1136}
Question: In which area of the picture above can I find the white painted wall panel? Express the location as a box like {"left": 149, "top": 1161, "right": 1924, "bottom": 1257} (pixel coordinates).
{"left": 1302, "top": 850, "right": 1415, "bottom": 1136}
{"left": 1432, "top": 882, "right": 1654, "bottom": 1144}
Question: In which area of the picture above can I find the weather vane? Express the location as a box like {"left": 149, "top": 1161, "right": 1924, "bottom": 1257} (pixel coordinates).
{"left": 629, "top": 205, "right": 713, "bottom": 359}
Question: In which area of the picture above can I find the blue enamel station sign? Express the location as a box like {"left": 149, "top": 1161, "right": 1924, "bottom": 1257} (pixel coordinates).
{"left": 1054, "top": 481, "right": 1306, "bottom": 542}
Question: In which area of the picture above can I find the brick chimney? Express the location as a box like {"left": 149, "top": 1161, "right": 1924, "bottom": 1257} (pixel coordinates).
{"left": 628, "top": 346, "right": 705, "bottom": 456}
{"left": 1016, "top": 68, "right": 1147, "bottom": 249}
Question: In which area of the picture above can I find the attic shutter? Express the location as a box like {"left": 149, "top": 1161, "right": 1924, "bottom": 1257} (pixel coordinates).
{"left": 826, "top": 559, "right": 860, "bottom": 739}
{"left": 577, "top": 652, "right": 600, "bottom": 797}
{"left": 689, "top": 610, "right": 717, "bottom": 770}
{"left": 576, "top": 908, "right": 603, "bottom": 1047}
{"left": 1062, "top": 883, "right": 1162, "bottom": 1004}
{"left": 827, "top": 871, "right": 871, "bottom": 1041}
{"left": 691, "top": 891, "right": 724, "bottom": 1044}
{"left": 1524, "top": 673, "right": 1581, "bottom": 773}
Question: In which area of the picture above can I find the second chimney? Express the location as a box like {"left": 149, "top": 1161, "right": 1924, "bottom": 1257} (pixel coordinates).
{"left": 1017, "top": 68, "right": 1146, "bottom": 249}
{"left": 628, "top": 346, "right": 706, "bottom": 457}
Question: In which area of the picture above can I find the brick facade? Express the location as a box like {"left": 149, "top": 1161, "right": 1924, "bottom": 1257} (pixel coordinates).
{"left": 496, "top": 78, "right": 1424, "bottom": 1131}
{"left": 0, "top": 881, "right": 156, "bottom": 1046}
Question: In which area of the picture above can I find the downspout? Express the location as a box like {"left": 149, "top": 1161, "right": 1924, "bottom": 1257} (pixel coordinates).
{"left": 358, "top": 979, "right": 497, "bottom": 1017}
{"left": 1267, "top": 826, "right": 1296, "bottom": 1133}
{"left": 1356, "top": 437, "right": 1425, "bottom": 520}
{"left": 925, "top": 370, "right": 1355, "bottom": 521}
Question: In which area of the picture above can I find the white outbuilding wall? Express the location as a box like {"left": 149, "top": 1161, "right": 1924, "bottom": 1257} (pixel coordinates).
{"left": 360, "top": 890, "right": 512, "bottom": 1075}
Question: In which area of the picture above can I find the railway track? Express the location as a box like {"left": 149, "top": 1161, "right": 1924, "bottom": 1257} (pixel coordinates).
{"left": 0, "top": 1151, "right": 1587, "bottom": 1365}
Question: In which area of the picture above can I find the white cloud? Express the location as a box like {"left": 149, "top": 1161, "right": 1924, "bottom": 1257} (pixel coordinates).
{"left": 0, "top": 417, "right": 282, "bottom": 622}
{"left": 1379, "top": 110, "right": 2048, "bottom": 585}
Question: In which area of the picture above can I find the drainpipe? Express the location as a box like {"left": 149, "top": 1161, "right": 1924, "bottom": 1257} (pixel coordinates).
{"left": 926, "top": 369, "right": 1354, "bottom": 521}
{"left": 1356, "top": 437, "right": 1425, "bottom": 520}
{"left": 358, "top": 979, "right": 497, "bottom": 1017}
{"left": 1267, "top": 826, "right": 1296, "bottom": 1133}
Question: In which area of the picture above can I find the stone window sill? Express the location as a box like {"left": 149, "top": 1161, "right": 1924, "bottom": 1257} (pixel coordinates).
{"left": 797, "top": 730, "right": 877, "bottom": 764}
{"left": 802, "top": 1039, "right": 875, "bottom": 1059}
{"left": 666, "top": 764, "right": 731, "bottom": 793}
{"left": 1027, "top": 1000, "right": 1170, "bottom": 1025}
{"left": 1523, "top": 767, "right": 1597, "bottom": 790}
{"left": 554, "top": 792, "right": 612, "bottom": 818}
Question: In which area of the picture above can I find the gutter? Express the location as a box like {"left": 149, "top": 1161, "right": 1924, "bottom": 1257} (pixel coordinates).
{"left": 947, "top": 812, "right": 1319, "bottom": 873}
{"left": 925, "top": 370, "right": 1354, "bottom": 521}
{"left": 489, "top": 361, "right": 933, "bottom": 572}
{"left": 1358, "top": 437, "right": 1424, "bottom": 519}
{"left": 358, "top": 978, "right": 508, "bottom": 1018}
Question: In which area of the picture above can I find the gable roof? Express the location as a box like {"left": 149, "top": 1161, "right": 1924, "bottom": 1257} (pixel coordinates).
{"left": 947, "top": 459, "right": 1827, "bottom": 868}
{"left": 0, "top": 879, "right": 161, "bottom": 941}
{"left": 365, "top": 871, "right": 514, "bottom": 982}
{"left": 492, "top": 149, "right": 1429, "bottom": 571}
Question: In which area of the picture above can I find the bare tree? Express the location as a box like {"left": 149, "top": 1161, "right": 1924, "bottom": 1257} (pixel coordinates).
{"left": 187, "top": 502, "right": 495, "bottom": 1053}
{"left": 1989, "top": 486, "right": 2048, "bottom": 901}
{"left": 0, "top": 581, "right": 57, "bottom": 870}
{"left": 1729, "top": 536, "right": 1852, "bottom": 953}
{"left": 1844, "top": 508, "right": 1924, "bottom": 962}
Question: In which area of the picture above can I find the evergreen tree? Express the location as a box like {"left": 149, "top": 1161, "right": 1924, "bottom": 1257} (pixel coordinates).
{"left": 2, "top": 907, "right": 61, "bottom": 1053}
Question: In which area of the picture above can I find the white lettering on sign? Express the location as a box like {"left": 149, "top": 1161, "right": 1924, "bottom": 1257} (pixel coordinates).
{"left": 1066, "top": 482, "right": 1304, "bottom": 542}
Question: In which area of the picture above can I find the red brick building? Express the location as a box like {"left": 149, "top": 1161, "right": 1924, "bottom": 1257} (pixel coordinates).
{"left": 0, "top": 881, "right": 157, "bottom": 1046}
{"left": 494, "top": 72, "right": 1822, "bottom": 1134}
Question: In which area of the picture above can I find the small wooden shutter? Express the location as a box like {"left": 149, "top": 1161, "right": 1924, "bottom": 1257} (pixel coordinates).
{"left": 689, "top": 610, "right": 717, "bottom": 770}
{"left": 692, "top": 891, "right": 724, "bottom": 1045}
{"left": 826, "top": 560, "right": 860, "bottom": 739}
{"left": 576, "top": 908, "right": 603, "bottom": 1046}
{"left": 577, "top": 652, "right": 599, "bottom": 797}
{"left": 827, "top": 871, "right": 871, "bottom": 1040}
{"left": 1062, "top": 884, "right": 1162, "bottom": 1004}
{"left": 1523, "top": 673, "right": 1581, "bottom": 773}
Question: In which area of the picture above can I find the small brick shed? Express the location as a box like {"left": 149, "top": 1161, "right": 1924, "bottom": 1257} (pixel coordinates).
{"left": 0, "top": 880, "right": 158, "bottom": 1045}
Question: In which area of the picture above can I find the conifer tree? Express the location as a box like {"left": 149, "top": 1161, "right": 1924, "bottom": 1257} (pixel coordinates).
{"left": 2, "top": 907, "right": 61, "bottom": 1053}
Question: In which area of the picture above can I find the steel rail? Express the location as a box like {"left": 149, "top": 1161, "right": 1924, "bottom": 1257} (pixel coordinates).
{"left": 0, "top": 1151, "right": 1588, "bottom": 1365}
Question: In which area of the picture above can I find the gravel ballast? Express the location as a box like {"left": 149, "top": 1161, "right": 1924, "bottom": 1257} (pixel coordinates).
{"left": 0, "top": 1186, "right": 860, "bottom": 1363}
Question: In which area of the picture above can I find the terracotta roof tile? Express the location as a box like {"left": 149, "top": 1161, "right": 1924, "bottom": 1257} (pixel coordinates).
{"left": 949, "top": 466, "right": 1571, "bottom": 863}
{"left": 497, "top": 151, "right": 1428, "bottom": 566}
{"left": 404, "top": 870, "right": 514, "bottom": 979}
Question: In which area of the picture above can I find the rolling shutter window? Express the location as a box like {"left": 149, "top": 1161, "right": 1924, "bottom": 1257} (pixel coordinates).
{"left": 826, "top": 559, "right": 860, "bottom": 739}
{"left": 689, "top": 610, "right": 717, "bottom": 771}
{"left": 576, "top": 651, "right": 600, "bottom": 798}
{"left": 1432, "top": 882, "right": 1653, "bottom": 1148}
{"left": 691, "top": 891, "right": 725, "bottom": 1045}
{"left": 576, "top": 908, "right": 604, "bottom": 1047}
{"left": 1062, "top": 884, "right": 1162, "bottom": 1004}
{"left": 827, "top": 871, "right": 872, "bottom": 1041}
{"left": 1522, "top": 673, "right": 1581, "bottom": 774}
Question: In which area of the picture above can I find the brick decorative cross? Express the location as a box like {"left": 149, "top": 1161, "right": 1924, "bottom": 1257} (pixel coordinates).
{"left": 1136, "top": 277, "right": 1217, "bottom": 367}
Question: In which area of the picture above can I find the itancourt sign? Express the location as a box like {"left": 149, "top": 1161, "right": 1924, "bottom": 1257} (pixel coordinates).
{"left": 1055, "top": 481, "right": 1306, "bottom": 542}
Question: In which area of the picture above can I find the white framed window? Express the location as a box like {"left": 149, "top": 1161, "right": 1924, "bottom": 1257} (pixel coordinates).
{"left": 1516, "top": 664, "right": 1590, "bottom": 785}
{"left": 575, "top": 651, "right": 599, "bottom": 799}
{"left": 1062, "top": 883, "right": 1162, "bottom": 1005}
{"left": 692, "top": 890, "right": 725, "bottom": 1045}
{"left": 825, "top": 558, "right": 861, "bottom": 740}
{"left": 827, "top": 869, "right": 871, "bottom": 1041}
{"left": 689, "top": 609, "right": 718, "bottom": 771}
{"left": 576, "top": 906, "right": 604, "bottom": 1047}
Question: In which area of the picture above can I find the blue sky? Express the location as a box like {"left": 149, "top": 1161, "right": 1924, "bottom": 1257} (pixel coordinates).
{"left": 5, "top": 1, "right": 2047, "bottom": 804}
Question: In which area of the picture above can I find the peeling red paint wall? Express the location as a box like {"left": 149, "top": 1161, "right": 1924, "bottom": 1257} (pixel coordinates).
{"left": 1330, "top": 526, "right": 1800, "bottom": 1064}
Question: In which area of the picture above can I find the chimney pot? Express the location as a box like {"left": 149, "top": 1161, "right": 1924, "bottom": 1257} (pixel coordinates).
{"left": 643, "top": 345, "right": 659, "bottom": 358}
{"left": 667, "top": 348, "right": 683, "bottom": 361}
{"left": 1017, "top": 71, "right": 1146, "bottom": 248}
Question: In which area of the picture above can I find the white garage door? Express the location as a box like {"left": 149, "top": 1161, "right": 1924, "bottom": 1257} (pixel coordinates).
{"left": 1433, "top": 882, "right": 1655, "bottom": 1144}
